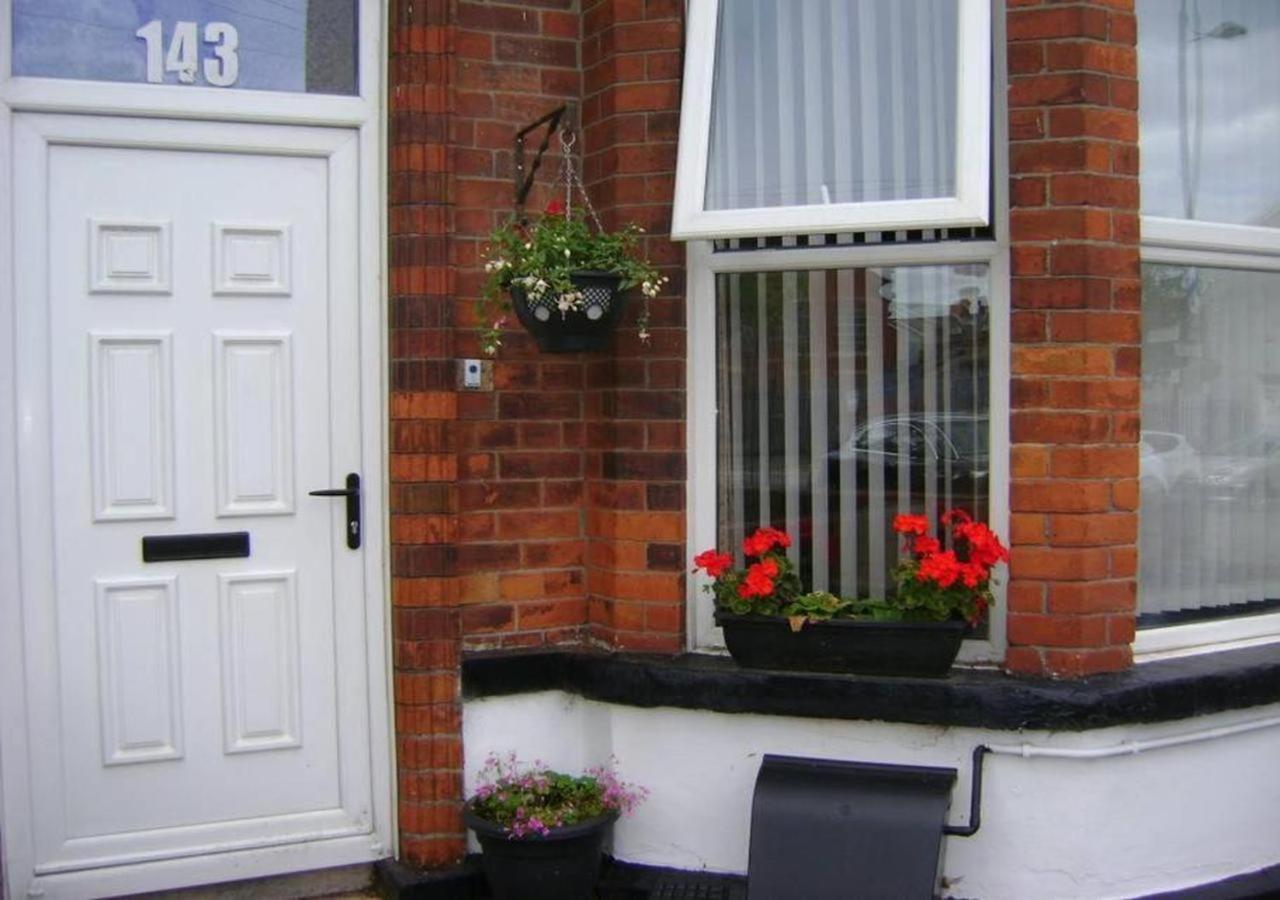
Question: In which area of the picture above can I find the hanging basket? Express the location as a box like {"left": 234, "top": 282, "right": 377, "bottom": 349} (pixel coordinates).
{"left": 510, "top": 270, "right": 627, "bottom": 353}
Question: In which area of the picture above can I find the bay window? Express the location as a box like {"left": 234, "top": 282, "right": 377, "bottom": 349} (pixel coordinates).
{"left": 1136, "top": 0, "right": 1280, "bottom": 652}
{"left": 678, "top": 0, "right": 1003, "bottom": 656}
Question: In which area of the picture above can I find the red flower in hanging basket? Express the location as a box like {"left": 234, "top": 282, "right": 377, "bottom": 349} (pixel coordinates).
{"left": 544, "top": 198, "right": 566, "bottom": 216}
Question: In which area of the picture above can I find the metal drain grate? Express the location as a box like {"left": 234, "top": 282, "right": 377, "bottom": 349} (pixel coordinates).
{"left": 649, "top": 878, "right": 738, "bottom": 899}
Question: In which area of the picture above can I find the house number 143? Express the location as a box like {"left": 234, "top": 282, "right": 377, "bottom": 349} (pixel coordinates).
{"left": 135, "top": 20, "right": 239, "bottom": 87}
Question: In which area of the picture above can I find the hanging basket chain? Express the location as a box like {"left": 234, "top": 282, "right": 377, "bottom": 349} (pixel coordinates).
{"left": 558, "top": 129, "right": 604, "bottom": 233}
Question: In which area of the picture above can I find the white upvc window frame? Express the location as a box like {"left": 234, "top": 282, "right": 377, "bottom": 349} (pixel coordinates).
{"left": 1135, "top": 233, "right": 1280, "bottom": 659}
{"left": 671, "top": 0, "right": 992, "bottom": 241}
{"left": 683, "top": 0, "right": 1009, "bottom": 662}
{"left": 686, "top": 239, "right": 1011, "bottom": 662}
{"left": 1132, "top": 14, "right": 1280, "bottom": 659}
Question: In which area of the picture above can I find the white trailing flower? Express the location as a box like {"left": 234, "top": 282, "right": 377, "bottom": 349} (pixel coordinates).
{"left": 642, "top": 275, "right": 669, "bottom": 298}
{"left": 557, "top": 291, "right": 585, "bottom": 315}
{"left": 484, "top": 258, "right": 509, "bottom": 273}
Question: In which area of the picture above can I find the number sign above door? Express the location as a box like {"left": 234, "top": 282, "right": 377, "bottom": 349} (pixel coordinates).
{"left": 12, "top": 0, "right": 358, "bottom": 95}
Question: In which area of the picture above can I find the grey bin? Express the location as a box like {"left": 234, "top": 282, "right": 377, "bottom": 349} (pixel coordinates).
{"left": 748, "top": 754, "right": 958, "bottom": 900}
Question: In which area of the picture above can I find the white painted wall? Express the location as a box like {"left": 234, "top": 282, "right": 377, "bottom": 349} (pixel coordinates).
{"left": 463, "top": 692, "right": 1280, "bottom": 900}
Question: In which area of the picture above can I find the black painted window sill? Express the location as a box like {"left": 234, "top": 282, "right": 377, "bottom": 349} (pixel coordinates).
{"left": 462, "top": 644, "right": 1280, "bottom": 731}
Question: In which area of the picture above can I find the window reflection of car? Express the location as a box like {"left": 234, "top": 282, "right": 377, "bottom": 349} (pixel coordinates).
{"left": 1139, "top": 430, "right": 1198, "bottom": 493}
{"left": 1195, "top": 433, "right": 1280, "bottom": 503}
{"left": 828, "top": 415, "right": 989, "bottom": 496}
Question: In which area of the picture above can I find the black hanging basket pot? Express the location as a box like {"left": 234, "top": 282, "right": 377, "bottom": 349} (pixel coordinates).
{"left": 510, "top": 270, "right": 627, "bottom": 353}
{"left": 714, "top": 610, "right": 967, "bottom": 678}
{"left": 464, "top": 807, "right": 617, "bottom": 900}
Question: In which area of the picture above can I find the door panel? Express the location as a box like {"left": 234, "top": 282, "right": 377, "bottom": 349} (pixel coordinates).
{"left": 9, "top": 114, "right": 379, "bottom": 888}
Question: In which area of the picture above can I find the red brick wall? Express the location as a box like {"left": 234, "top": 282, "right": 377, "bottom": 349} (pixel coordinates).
{"left": 388, "top": 0, "right": 465, "bottom": 868}
{"left": 387, "top": 0, "right": 688, "bottom": 867}
{"left": 581, "top": 0, "right": 686, "bottom": 653}
{"left": 1004, "top": 0, "right": 1141, "bottom": 677}
{"left": 449, "top": 0, "right": 589, "bottom": 653}
{"left": 385, "top": 0, "right": 1147, "bottom": 871}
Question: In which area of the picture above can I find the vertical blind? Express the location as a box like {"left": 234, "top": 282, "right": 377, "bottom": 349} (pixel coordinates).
{"left": 705, "top": 0, "right": 959, "bottom": 211}
{"left": 716, "top": 263, "right": 990, "bottom": 600}
{"left": 1139, "top": 265, "right": 1280, "bottom": 623}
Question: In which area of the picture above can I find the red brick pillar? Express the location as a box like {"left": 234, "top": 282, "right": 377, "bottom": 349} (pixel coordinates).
{"left": 1004, "top": 1, "right": 1141, "bottom": 677}
{"left": 581, "top": 0, "right": 686, "bottom": 652}
{"left": 388, "top": 0, "right": 466, "bottom": 868}
{"left": 449, "top": 1, "right": 589, "bottom": 654}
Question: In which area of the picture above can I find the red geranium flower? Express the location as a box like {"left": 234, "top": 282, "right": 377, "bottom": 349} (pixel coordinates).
{"left": 968, "top": 595, "right": 989, "bottom": 627}
{"left": 892, "top": 514, "right": 930, "bottom": 536}
{"left": 913, "top": 535, "right": 941, "bottom": 556}
{"left": 544, "top": 199, "right": 566, "bottom": 216}
{"left": 742, "top": 527, "right": 791, "bottom": 558}
{"left": 736, "top": 558, "right": 780, "bottom": 597}
{"left": 958, "top": 561, "right": 987, "bottom": 589}
{"left": 693, "top": 549, "right": 733, "bottom": 579}
{"left": 954, "top": 520, "right": 1009, "bottom": 568}
{"left": 916, "top": 550, "right": 963, "bottom": 589}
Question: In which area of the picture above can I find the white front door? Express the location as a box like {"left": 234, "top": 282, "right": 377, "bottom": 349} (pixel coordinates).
{"left": 4, "top": 113, "right": 387, "bottom": 899}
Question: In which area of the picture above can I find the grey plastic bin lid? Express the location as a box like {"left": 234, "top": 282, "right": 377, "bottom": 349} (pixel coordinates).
{"left": 748, "top": 754, "right": 957, "bottom": 900}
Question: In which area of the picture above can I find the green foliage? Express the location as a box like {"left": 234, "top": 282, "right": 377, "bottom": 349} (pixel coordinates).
{"left": 889, "top": 561, "right": 989, "bottom": 623}
{"left": 467, "top": 752, "right": 646, "bottom": 839}
{"left": 695, "top": 518, "right": 1007, "bottom": 628}
{"left": 478, "top": 210, "right": 664, "bottom": 355}
{"left": 470, "top": 770, "right": 607, "bottom": 831}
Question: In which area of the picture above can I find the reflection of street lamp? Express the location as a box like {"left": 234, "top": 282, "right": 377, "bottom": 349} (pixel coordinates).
{"left": 1178, "top": 1, "right": 1248, "bottom": 219}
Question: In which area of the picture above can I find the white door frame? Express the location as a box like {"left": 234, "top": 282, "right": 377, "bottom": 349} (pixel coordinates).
{"left": 0, "top": 4, "right": 393, "bottom": 898}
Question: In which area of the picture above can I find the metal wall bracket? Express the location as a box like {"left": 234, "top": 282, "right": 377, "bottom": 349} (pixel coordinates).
{"left": 513, "top": 104, "right": 571, "bottom": 214}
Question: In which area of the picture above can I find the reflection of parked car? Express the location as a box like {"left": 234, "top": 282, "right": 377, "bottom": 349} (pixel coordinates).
{"left": 829, "top": 415, "right": 989, "bottom": 499}
{"left": 1196, "top": 433, "right": 1280, "bottom": 503}
{"left": 1140, "top": 430, "right": 1198, "bottom": 492}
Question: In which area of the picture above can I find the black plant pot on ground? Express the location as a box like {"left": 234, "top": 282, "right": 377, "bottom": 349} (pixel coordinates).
{"left": 464, "top": 808, "right": 617, "bottom": 900}
{"left": 510, "top": 270, "right": 627, "bottom": 353}
{"left": 714, "top": 610, "right": 967, "bottom": 678}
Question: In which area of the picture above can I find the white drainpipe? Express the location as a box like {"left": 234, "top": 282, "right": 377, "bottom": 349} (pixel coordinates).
{"left": 984, "top": 714, "right": 1280, "bottom": 760}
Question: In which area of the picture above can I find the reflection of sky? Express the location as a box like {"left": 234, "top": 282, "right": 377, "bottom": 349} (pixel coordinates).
{"left": 1138, "top": 0, "right": 1280, "bottom": 226}
{"left": 13, "top": 0, "right": 309, "bottom": 92}
{"left": 883, "top": 266, "right": 987, "bottom": 320}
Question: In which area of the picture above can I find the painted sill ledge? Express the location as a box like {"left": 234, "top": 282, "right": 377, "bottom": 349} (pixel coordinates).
{"left": 461, "top": 644, "right": 1280, "bottom": 731}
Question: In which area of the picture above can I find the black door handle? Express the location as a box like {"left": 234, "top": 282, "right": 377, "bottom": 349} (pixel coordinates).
{"left": 309, "top": 472, "right": 361, "bottom": 549}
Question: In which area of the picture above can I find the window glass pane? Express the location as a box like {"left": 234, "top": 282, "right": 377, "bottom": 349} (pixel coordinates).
{"left": 705, "top": 0, "right": 959, "bottom": 211}
{"left": 715, "top": 264, "right": 990, "bottom": 601}
{"left": 12, "top": 0, "right": 358, "bottom": 95}
{"left": 1137, "top": 0, "right": 1280, "bottom": 225}
{"left": 1139, "top": 264, "right": 1280, "bottom": 626}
